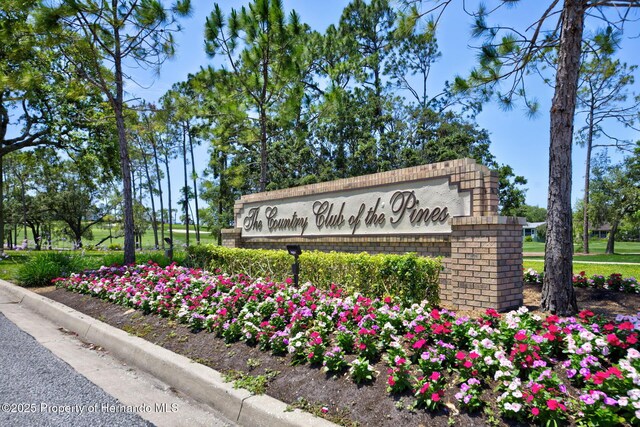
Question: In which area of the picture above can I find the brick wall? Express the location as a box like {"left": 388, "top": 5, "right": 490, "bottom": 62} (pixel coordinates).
{"left": 447, "top": 216, "right": 524, "bottom": 312}
{"left": 221, "top": 158, "right": 523, "bottom": 312}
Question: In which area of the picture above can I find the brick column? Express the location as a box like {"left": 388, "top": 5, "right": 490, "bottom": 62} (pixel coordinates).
{"left": 221, "top": 228, "right": 243, "bottom": 248}
{"left": 445, "top": 216, "right": 524, "bottom": 312}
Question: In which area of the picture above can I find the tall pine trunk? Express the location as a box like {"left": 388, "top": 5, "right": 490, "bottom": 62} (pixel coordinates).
{"left": 152, "top": 139, "right": 165, "bottom": 249}
{"left": 182, "top": 125, "right": 189, "bottom": 246}
{"left": 541, "top": 0, "right": 584, "bottom": 316}
{"left": 113, "top": 29, "right": 135, "bottom": 264}
{"left": 188, "top": 128, "right": 201, "bottom": 244}
{"left": 142, "top": 149, "right": 159, "bottom": 249}
{"left": 164, "top": 149, "right": 174, "bottom": 248}
{"left": 115, "top": 106, "right": 135, "bottom": 263}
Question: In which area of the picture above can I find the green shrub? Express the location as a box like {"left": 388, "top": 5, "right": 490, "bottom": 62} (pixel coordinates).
{"left": 524, "top": 236, "right": 533, "bottom": 242}
{"left": 186, "top": 245, "right": 441, "bottom": 305}
{"left": 17, "top": 252, "right": 86, "bottom": 287}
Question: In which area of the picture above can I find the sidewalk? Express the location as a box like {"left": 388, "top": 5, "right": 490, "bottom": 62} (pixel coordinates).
{"left": 0, "top": 289, "right": 234, "bottom": 427}
{"left": 0, "top": 280, "right": 336, "bottom": 427}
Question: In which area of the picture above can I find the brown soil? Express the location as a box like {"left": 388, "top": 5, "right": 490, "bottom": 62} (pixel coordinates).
{"left": 39, "top": 285, "right": 640, "bottom": 427}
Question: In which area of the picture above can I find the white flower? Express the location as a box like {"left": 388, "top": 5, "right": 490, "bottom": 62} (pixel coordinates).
{"left": 512, "top": 390, "right": 522, "bottom": 399}
{"left": 579, "top": 330, "right": 596, "bottom": 341}
{"left": 508, "top": 378, "right": 521, "bottom": 391}
{"left": 628, "top": 348, "right": 640, "bottom": 359}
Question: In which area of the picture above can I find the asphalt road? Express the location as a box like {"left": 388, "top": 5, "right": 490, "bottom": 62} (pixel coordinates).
{"left": 0, "top": 313, "right": 154, "bottom": 427}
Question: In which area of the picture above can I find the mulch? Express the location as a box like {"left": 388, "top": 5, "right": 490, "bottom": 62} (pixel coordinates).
{"left": 38, "top": 285, "right": 639, "bottom": 427}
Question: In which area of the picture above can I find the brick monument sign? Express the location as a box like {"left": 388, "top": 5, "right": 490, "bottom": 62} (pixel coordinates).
{"left": 221, "top": 158, "right": 524, "bottom": 311}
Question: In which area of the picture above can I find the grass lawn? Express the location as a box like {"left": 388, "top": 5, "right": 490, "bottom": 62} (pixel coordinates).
{"left": 55, "top": 224, "right": 220, "bottom": 250}
{"left": 523, "top": 259, "right": 640, "bottom": 278}
{"left": 523, "top": 240, "right": 640, "bottom": 254}
{"left": 524, "top": 253, "right": 640, "bottom": 263}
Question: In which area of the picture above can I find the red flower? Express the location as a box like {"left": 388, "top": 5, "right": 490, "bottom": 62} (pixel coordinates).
{"left": 607, "top": 366, "right": 623, "bottom": 379}
{"left": 485, "top": 308, "right": 500, "bottom": 318}
{"left": 469, "top": 351, "right": 480, "bottom": 359}
{"left": 531, "top": 383, "right": 543, "bottom": 394}
{"left": 545, "top": 315, "right": 559, "bottom": 324}
{"left": 463, "top": 360, "right": 473, "bottom": 369}
{"left": 578, "top": 309, "right": 594, "bottom": 320}
{"left": 604, "top": 324, "right": 615, "bottom": 331}
{"left": 429, "top": 371, "right": 441, "bottom": 381}
{"left": 413, "top": 339, "right": 427, "bottom": 349}
{"left": 420, "top": 382, "right": 430, "bottom": 394}
{"left": 455, "top": 351, "right": 466, "bottom": 360}
{"left": 414, "top": 324, "right": 426, "bottom": 333}
{"left": 514, "top": 331, "right": 527, "bottom": 341}
{"left": 431, "top": 392, "right": 441, "bottom": 402}
{"left": 519, "top": 343, "right": 529, "bottom": 353}
{"left": 547, "top": 399, "right": 560, "bottom": 410}
{"left": 384, "top": 296, "right": 392, "bottom": 304}
{"left": 431, "top": 308, "right": 441, "bottom": 320}
{"left": 607, "top": 333, "right": 622, "bottom": 346}
{"left": 531, "top": 407, "right": 540, "bottom": 416}
{"left": 618, "top": 321, "right": 634, "bottom": 331}
{"left": 547, "top": 324, "right": 560, "bottom": 333}
{"left": 388, "top": 376, "right": 395, "bottom": 386}
{"left": 627, "top": 334, "right": 638, "bottom": 345}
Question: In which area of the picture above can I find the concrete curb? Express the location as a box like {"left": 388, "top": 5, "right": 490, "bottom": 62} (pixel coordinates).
{"left": 0, "top": 280, "right": 337, "bottom": 427}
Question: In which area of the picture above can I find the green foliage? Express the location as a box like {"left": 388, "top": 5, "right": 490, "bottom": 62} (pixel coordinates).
{"left": 17, "top": 252, "right": 86, "bottom": 287}
{"left": 223, "top": 369, "right": 279, "bottom": 395}
{"left": 535, "top": 223, "right": 547, "bottom": 242}
{"left": 186, "top": 245, "right": 441, "bottom": 304}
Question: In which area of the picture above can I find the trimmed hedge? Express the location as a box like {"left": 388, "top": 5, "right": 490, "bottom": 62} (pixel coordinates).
{"left": 186, "top": 245, "right": 442, "bottom": 305}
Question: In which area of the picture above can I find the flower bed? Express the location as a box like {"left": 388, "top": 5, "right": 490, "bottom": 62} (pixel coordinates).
{"left": 55, "top": 263, "right": 640, "bottom": 425}
{"left": 524, "top": 268, "right": 639, "bottom": 294}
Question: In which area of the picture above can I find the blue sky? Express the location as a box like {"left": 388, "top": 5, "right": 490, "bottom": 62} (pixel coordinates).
{"left": 126, "top": 0, "right": 640, "bottom": 213}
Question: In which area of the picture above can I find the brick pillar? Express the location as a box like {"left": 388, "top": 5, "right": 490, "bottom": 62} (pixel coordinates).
{"left": 221, "top": 228, "right": 243, "bottom": 248}
{"left": 445, "top": 216, "right": 524, "bottom": 312}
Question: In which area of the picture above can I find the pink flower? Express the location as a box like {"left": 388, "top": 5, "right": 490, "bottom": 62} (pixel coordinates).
{"left": 413, "top": 339, "right": 427, "bottom": 349}
{"left": 388, "top": 376, "right": 396, "bottom": 386}
{"left": 532, "top": 407, "right": 540, "bottom": 416}
{"left": 420, "top": 382, "right": 430, "bottom": 394}
{"left": 547, "top": 399, "right": 560, "bottom": 411}
{"left": 431, "top": 392, "right": 440, "bottom": 402}
{"left": 455, "top": 351, "right": 466, "bottom": 360}
{"left": 429, "top": 371, "right": 441, "bottom": 381}
{"left": 321, "top": 406, "right": 328, "bottom": 414}
{"left": 515, "top": 331, "right": 527, "bottom": 341}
